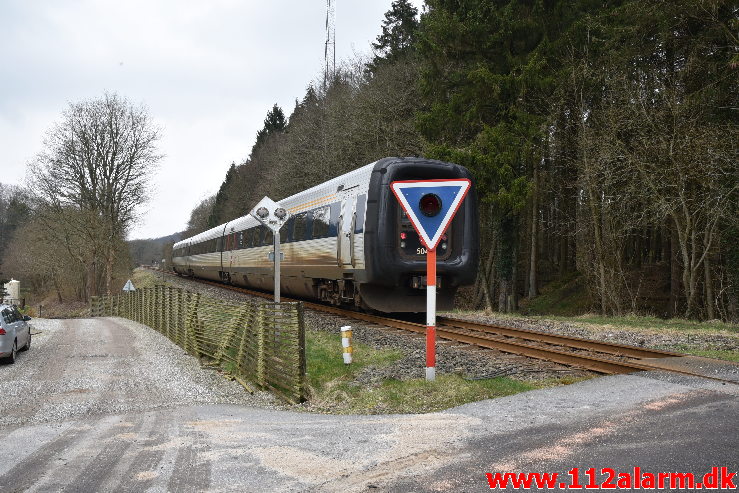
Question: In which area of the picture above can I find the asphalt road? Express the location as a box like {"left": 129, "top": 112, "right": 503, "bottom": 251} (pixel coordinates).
{"left": 0, "top": 317, "right": 736, "bottom": 492}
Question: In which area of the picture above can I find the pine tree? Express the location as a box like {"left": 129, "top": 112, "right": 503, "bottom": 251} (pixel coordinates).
{"left": 252, "top": 104, "right": 287, "bottom": 155}
{"left": 370, "top": 0, "right": 419, "bottom": 71}
{"left": 208, "top": 162, "right": 237, "bottom": 227}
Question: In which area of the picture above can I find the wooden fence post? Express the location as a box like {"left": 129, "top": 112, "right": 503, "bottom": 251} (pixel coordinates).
{"left": 236, "top": 302, "right": 257, "bottom": 378}
{"left": 185, "top": 292, "right": 201, "bottom": 356}
{"left": 257, "top": 304, "right": 266, "bottom": 388}
{"left": 175, "top": 288, "right": 183, "bottom": 342}
{"left": 216, "top": 304, "right": 245, "bottom": 365}
{"left": 297, "top": 302, "right": 307, "bottom": 402}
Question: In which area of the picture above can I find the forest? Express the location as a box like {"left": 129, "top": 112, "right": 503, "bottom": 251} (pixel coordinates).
{"left": 183, "top": 0, "right": 738, "bottom": 322}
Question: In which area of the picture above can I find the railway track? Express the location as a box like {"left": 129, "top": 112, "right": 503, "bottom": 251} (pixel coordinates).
{"left": 147, "top": 268, "right": 737, "bottom": 383}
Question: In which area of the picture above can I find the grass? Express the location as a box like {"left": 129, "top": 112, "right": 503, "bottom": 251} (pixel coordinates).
{"left": 451, "top": 308, "right": 737, "bottom": 336}
{"left": 305, "top": 330, "right": 404, "bottom": 392}
{"left": 305, "top": 329, "right": 557, "bottom": 414}
{"left": 130, "top": 268, "right": 164, "bottom": 289}
{"left": 669, "top": 346, "right": 739, "bottom": 363}
{"left": 564, "top": 314, "right": 738, "bottom": 334}
{"left": 519, "top": 273, "right": 591, "bottom": 316}
{"left": 323, "top": 375, "right": 539, "bottom": 414}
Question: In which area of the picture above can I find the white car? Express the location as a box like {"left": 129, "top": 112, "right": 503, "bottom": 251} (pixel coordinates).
{"left": 0, "top": 304, "right": 31, "bottom": 364}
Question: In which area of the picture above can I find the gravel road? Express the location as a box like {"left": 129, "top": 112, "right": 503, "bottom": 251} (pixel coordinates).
{"left": 0, "top": 317, "right": 736, "bottom": 491}
{"left": 0, "top": 317, "right": 281, "bottom": 428}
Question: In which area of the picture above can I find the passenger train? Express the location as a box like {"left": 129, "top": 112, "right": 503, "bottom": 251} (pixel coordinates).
{"left": 172, "top": 157, "right": 478, "bottom": 312}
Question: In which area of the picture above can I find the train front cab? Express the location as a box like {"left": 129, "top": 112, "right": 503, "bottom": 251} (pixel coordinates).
{"left": 360, "top": 158, "right": 479, "bottom": 313}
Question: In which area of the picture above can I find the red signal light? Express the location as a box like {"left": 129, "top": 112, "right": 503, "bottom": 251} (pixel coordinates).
{"left": 419, "top": 193, "right": 442, "bottom": 217}
{"left": 0, "top": 328, "right": 5, "bottom": 335}
{"left": 400, "top": 232, "right": 407, "bottom": 240}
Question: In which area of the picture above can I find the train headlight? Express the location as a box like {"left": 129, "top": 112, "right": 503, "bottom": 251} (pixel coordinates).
{"left": 441, "top": 242, "right": 448, "bottom": 250}
{"left": 256, "top": 207, "right": 269, "bottom": 219}
{"left": 419, "top": 193, "right": 442, "bottom": 217}
{"left": 274, "top": 207, "right": 287, "bottom": 220}
{"left": 400, "top": 241, "right": 406, "bottom": 248}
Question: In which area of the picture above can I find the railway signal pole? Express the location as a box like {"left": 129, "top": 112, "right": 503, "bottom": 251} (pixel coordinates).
{"left": 391, "top": 179, "right": 471, "bottom": 381}
{"left": 250, "top": 197, "right": 290, "bottom": 303}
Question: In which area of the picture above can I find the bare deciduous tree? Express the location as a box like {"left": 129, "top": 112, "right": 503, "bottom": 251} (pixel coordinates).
{"left": 30, "top": 92, "right": 161, "bottom": 297}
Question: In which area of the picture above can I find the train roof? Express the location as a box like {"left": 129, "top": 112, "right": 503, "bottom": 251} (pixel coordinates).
{"left": 173, "top": 159, "right": 381, "bottom": 249}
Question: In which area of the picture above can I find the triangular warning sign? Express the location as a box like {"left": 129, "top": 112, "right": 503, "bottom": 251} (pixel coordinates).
{"left": 123, "top": 279, "right": 136, "bottom": 292}
{"left": 391, "top": 179, "right": 471, "bottom": 250}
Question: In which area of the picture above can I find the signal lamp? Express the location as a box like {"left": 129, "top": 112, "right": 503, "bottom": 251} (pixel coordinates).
{"left": 419, "top": 193, "right": 442, "bottom": 217}
{"left": 274, "top": 208, "right": 287, "bottom": 220}
{"left": 256, "top": 207, "right": 269, "bottom": 219}
{"left": 400, "top": 232, "right": 407, "bottom": 240}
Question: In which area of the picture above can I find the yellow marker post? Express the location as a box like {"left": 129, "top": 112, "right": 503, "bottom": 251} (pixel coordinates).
{"left": 341, "top": 326, "right": 352, "bottom": 364}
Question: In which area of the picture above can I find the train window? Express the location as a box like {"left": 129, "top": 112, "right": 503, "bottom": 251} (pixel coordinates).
{"left": 264, "top": 227, "right": 273, "bottom": 246}
{"left": 247, "top": 228, "right": 256, "bottom": 248}
{"left": 293, "top": 213, "right": 307, "bottom": 241}
{"left": 354, "top": 194, "right": 366, "bottom": 233}
{"left": 328, "top": 202, "right": 340, "bottom": 237}
{"left": 312, "top": 207, "right": 330, "bottom": 238}
{"left": 281, "top": 217, "right": 293, "bottom": 243}
{"left": 305, "top": 211, "right": 313, "bottom": 239}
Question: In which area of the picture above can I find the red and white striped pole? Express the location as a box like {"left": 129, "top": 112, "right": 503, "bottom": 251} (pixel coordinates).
{"left": 426, "top": 248, "right": 437, "bottom": 381}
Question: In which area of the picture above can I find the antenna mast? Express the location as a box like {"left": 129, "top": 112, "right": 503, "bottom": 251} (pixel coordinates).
{"left": 324, "top": 0, "right": 336, "bottom": 88}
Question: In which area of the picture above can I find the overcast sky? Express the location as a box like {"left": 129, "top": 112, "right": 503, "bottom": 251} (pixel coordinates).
{"left": 0, "top": 0, "right": 423, "bottom": 240}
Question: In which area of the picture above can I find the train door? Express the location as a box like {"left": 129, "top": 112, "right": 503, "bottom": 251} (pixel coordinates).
{"left": 338, "top": 196, "right": 355, "bottom": 266}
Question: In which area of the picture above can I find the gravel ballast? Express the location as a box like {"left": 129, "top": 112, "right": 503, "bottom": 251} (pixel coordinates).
{"left": 446, "top": 312, "right": 739, "bottom": 356}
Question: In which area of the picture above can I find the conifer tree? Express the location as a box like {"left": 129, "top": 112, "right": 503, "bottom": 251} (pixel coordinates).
{"left": 370, "top": 0, "right": 419, "bottom": 70}
{"left": 252, "top": 104, "right": 287, "bottom": 154}
{"left": 208, "top": 162, "right": 237, "bottom": 227}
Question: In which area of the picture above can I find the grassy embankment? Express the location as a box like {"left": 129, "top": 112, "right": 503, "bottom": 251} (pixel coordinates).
{"left": 302, "top": 330, "right": 570, "bottom": 414}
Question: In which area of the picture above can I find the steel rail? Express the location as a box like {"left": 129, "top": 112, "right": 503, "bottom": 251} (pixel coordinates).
{"left": 436, "top": 316, "right": 680, "bottom": 359}
{"left": 148, "top": 268, "right": 737, "bottom": 382}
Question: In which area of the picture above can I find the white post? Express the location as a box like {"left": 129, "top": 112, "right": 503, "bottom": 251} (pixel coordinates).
{"left": 426, "top": 249, "right": 437, "bottom": 381}
{"left": 341, "top": 325, "right": 352, "bottom": 364}
{"left": 274, "top": 235, "right": 281, "bottom": 303}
